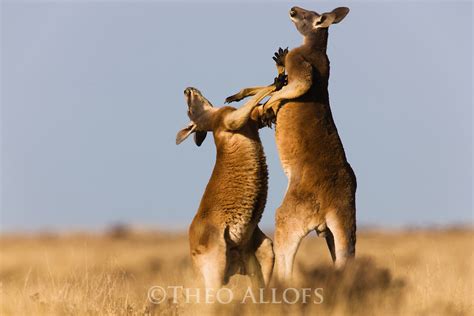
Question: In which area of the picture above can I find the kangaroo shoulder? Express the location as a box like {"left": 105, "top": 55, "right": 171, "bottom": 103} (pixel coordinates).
{"left": 285, "top": 48, "right": 313, "bottom": 85}
{"left": 286, "top": 47, "right": 306, "bottom": 64}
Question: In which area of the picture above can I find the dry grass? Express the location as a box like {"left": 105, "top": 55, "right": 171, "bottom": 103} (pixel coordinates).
{"left": 0, "top": 227, "right": 472, "bottom": 315}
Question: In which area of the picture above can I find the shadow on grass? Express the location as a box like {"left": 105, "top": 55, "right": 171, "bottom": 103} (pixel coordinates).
{"left": 296, "top": 257, "right": 405, "bottom": 311}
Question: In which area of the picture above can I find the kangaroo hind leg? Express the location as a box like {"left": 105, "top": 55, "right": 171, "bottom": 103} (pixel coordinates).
{"left": 325, "top": 210, "right": 356, "bottom": 269}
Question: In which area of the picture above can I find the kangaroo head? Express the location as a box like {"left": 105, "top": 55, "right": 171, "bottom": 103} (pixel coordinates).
{"left": 176, "top": 87, "right": 215, "bottom": 146}
{"left": 289, "top": 6, "right": 349, "bottom": 36}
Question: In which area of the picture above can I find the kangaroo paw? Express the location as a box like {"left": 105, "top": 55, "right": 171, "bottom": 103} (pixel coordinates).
{"left": 273, "top": 73, "right": 288, "bottom": 91}
{"left": 260, "top": 107, "right": 277, "bottom": 128}
{"left": 272, "top": 47, "right": 289, "bottom": 67}
{"left": 225, "top": 93, "right": 243, "bottom": 104}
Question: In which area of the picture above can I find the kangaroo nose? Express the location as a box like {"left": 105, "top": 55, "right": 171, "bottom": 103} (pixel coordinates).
{"left": 289, "top": 8, "right": 297, "bottom": 17}
{"left": 184, "top": 88, "right": 191, "bottom": 96}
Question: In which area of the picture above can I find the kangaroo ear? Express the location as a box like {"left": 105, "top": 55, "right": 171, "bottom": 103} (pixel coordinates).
{"left": 331, "top": 7, "right": 350, "bottom": 24}
{"left": 194, "top": 131, "right": 207, "bottom": 147}
{"left": 314, "top": 7, "right": 349, "bottom": 29}
{"left": 176, "top": 122, "right": 196, "bottom": 145}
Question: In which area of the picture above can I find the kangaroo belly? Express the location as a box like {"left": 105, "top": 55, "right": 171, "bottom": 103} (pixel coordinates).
{"left": 275, "top": 101, "right": 321, "bottom": 172}
{"left": 200, "top": 136, "right": 268, "bottom": 245}
{"left": 275, "top": 100, "right": 352, "bottom": 190}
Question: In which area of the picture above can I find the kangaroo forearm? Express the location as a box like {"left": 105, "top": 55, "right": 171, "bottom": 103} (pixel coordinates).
{"left": 225, "top": 86, "right": 276, "bottom": 131}
{"left": 266, "top": 79, "right": 311, "bottom": 105}
{"left": 277, "top": 64, "right": 285, "bottom": 76}
{"left": 234, "top": 86, "right": 266, "bottom": 99}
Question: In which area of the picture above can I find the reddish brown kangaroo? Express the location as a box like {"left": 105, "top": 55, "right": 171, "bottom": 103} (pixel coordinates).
{"left": 176, "top": 79, "right": 288, "bottom": 289}
{"left": 226, "top": 6, "right": 356, "bottom": 283}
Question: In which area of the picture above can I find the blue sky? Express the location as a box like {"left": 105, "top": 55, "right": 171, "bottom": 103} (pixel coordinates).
{"left": 1, "top": 1, "right": 472, "bottom": 232}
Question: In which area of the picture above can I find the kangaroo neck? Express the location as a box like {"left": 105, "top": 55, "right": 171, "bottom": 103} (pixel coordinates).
{"left": 303, "top": 29, "right": 328, "bottom": 52}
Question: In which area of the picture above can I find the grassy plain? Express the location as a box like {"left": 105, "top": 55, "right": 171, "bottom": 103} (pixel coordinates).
{"left": 1, "top": 227, "right": 472, "bottom": 315}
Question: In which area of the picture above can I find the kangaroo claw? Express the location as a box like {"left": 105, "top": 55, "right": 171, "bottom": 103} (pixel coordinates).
{"left": 272, "top": 47, "right": 289, "bottom": 67}
{"left": 260, "top": 107, "right": 277, "bottom": 128}
{"left": 273, "top": 73, "right": 288, "bottom": 91}
{"left": 225, "top": 94, "right": 242, "bottom": 104}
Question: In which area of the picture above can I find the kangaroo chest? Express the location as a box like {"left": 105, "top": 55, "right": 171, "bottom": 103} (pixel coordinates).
{"left": 203, "top": 133, "right": 268, "bottom": 244}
